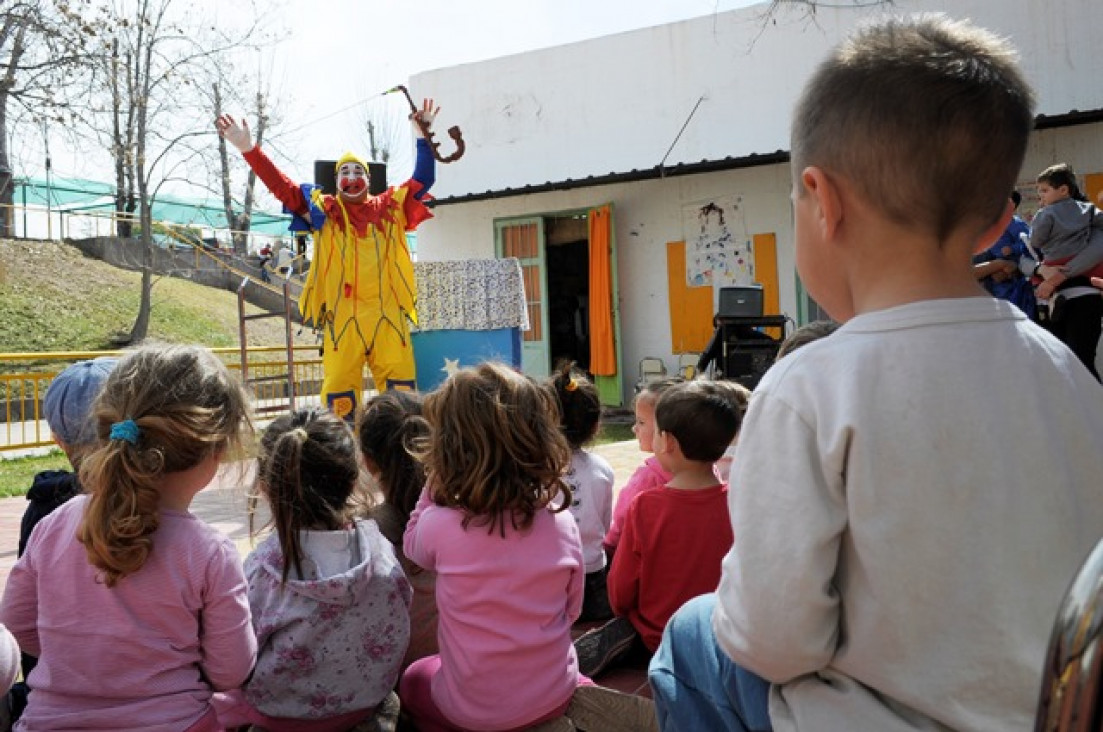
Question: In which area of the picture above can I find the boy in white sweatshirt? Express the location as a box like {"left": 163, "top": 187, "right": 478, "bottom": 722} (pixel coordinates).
{"left": 648, "top": 14, "right": 1103, "bottom": 732}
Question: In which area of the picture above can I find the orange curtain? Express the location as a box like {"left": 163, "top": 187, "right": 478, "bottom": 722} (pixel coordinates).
{"left": 1086, "top": 173, "right": 1103, "bottom": 209}
{"left": 666, "top": 241, "right": 715, "bottom": 353}
{"left": 589, "top": 205, "right": 616, "bottom": 375}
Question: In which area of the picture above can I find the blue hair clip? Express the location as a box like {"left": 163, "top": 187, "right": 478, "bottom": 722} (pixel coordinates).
{"left": 109, "top": 419, "right": 140, "bottom": 445}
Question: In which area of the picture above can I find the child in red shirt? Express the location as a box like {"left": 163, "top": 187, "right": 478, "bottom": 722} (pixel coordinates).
{"left": 575, "top": 380, "right": 742, "bottom": 677}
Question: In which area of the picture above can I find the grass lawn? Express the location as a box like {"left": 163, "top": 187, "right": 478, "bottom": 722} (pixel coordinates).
{"left": 0, "top": 451, "right": 70, "bottom": 497}
{"left": 595, "top": 421, "right": 634, "bottom": 445}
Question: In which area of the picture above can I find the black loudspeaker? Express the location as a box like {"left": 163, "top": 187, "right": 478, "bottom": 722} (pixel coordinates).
{"left": 719, "top": 341, "right": 779, "bottom": 389}
{"left": 313, "top": 160, "right": 388, "bottom": 196}
{"left": 716, "top": 321, "right": 781, "bottom": 389}
{"left": 719, "top": 285, "right": 764, "bottom": 318}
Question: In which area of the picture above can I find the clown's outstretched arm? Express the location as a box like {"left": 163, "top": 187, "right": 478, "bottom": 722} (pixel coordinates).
{"left": 409, "top": 99, "right": 438, "bottom": 201}
{"left": 215, "top": 114, "right": 309, "bottom": 218}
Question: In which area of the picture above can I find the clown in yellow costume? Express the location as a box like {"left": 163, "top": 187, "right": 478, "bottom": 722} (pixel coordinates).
{"left": 216, "top": 102, "right": 438, "bottom": 419}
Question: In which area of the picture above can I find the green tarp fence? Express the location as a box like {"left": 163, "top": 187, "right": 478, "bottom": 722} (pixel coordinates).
{"left": 14, "top": 176, "right": 292, "bottom": 235}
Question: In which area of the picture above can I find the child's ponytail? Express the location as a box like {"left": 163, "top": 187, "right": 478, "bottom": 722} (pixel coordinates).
{"left": 358, "top": 392, "right": 429, "bottom": 525}
{"left": 78, "top": 424, "right": 162, "bottom": 587}
{"left": 256, "top": 408, "right": 361, "bottom": 583}
{"left": 548, "top": 362, "right": 602, "bottom": 450}
{"left": 77, "top": 343, "right": 253, "bottom": 587}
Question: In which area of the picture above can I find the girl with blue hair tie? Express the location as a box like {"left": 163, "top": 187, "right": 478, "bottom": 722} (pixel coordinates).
{"left": 0, "top": 342, "right": 256, "bottom": 732}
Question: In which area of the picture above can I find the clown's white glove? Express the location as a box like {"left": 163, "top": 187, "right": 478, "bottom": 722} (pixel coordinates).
{"left": 410, "top": 98, "right": 439, "bottom": 139}
{"left": 215, "top": 114, "right": 254, "bottom": 154}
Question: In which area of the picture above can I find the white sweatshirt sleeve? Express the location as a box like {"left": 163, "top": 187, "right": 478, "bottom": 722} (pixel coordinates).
{"left": 713, "top": 391, "right": 847, "bottom": 683}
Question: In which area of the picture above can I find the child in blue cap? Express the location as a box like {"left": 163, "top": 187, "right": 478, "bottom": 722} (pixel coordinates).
{"left": 9, "top": 357, "right": 118, "bottom": 717}
{"left": 21, "top": 357, "right": 119, "bottom": 557}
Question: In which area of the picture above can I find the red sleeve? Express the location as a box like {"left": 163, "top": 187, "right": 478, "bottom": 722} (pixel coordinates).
{"left": 242, "top": 146, "right": 308, "bottom": 218}
{"left": 401, "top": 180, "right": 434, "bottom": 231}
{"left": 608, "top": 499, "right": 643, "bottom": 616}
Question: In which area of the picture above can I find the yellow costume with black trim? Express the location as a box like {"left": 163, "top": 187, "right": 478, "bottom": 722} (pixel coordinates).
{"left": 242, "top": 146, "right": 432, "bottom": 419}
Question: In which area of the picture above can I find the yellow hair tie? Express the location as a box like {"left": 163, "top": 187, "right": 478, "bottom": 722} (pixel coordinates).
{"left": 565, "top": 378, "right": 578, "bottom": 392}
{"left": 292, "top": 427, "right": 309, "bottom": 443}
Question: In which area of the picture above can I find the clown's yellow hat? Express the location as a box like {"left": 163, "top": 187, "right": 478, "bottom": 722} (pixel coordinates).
{"left": 335, "top": 152, "right": 368, "bottom": 172}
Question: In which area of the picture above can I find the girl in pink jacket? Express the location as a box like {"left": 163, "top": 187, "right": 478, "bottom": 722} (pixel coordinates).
{"left": 400, "top": 362, "right": 584, "bottom": 732}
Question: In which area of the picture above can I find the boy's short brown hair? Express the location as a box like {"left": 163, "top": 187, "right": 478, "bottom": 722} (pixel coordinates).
{"left": 776, "top": 320, "right": 839, "bottom": 361}
{"left": 1037, "top": 163, "right": 1083, "bottom": 200}
{"left": 655, "top": 381, "right": 742, "bottom": 463}
{"left": 791, "top": 14, "right": 1035, "bottom": 242}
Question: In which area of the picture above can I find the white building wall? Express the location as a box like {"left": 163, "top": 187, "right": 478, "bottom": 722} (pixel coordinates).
{"left": 414, "top": 0, "right": 1102, "bottom": 200}
{"left": 410, "top": 0, "right": 1103, "bottom": 403}
{"left": 421, "top": 162, "right": 796, "bottom": 403}
{"left": 1024, "top": 125, "right": 1103, "bottom": 190}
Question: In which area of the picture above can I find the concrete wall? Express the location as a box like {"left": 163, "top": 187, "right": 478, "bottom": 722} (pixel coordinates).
{"left": 70, "top": 237, "right": 302, "bottom": 319}
{"left": 408, "top": 0, "right": 1103, "bottom": 404}
{"left": 413, "top": 0, "right": 1102, "bottom": 200}
{"left": 420, "top": 163, "right": 797, "bottom": 403}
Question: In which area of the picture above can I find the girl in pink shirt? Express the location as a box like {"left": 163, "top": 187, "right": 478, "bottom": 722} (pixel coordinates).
{"left": 604, "top": 379, "right": 678, "bottom": 559}
{"left": 0, "top": 343, "right": 257, "bottom": 732}
{"left": 399, "top": 362, "right": 585, "bottom": 732}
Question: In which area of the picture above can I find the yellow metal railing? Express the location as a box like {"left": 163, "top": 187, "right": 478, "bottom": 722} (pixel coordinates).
{"left": 0, "top": 347, "right": 331, "bottom": 453}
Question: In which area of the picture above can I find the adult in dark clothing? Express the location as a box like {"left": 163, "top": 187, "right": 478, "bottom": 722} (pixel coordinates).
{"left": 19, "top": 471, "right": 79, "bottom": 558}
{"left": 696, "top": 315, "right": 777, "bottom": 377}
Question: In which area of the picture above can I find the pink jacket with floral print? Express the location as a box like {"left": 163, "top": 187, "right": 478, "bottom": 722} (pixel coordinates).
{"left": 243, "top": 519, "right": 412, "bottom": 720}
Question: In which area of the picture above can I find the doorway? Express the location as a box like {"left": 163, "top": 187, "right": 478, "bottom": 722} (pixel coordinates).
{"left": 545, "top": 214, "right": 591, "bottom": 373}
{"left": 495, "top": 205, "right": 622, "bottom": 404}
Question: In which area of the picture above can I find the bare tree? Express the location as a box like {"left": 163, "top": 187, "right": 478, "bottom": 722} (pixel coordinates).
{"left": 76, "top": 0, "right": 267, "bottom": 342}
{"left": 0, "top": 0, "right": 93, "bottom": 237}
{"left": 214, "top": 81, "right": 270, "bottom": 255}
{"left": 361, "top": 102, "right": 410, "bottom": 174}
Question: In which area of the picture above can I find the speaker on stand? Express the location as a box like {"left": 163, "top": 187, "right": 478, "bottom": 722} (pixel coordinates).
{"left": 313, "top": 160, "right": 388, "bottom": 196}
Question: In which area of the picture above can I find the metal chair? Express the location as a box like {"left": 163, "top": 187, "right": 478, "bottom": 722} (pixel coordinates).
{"left": 677, "top": 353, "right": 699, "bottom": 381}
{"left": 1035, "top": 535, "right": 1103, "bottom": 731}
{"left": 635, "top": 357, "right": 668, "bottom": 394}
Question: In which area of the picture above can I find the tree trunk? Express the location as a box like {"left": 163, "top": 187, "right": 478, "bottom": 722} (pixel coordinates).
{"left": 235, "top": 91, "right": 267, "bottom": 254}
{"left": 216, "top": 86, "right": 267, "bottom": 255}
{"left": 110, "top": 39, "right": 138, "bottom": 239}
{"left": 213, "top": 81, "right": 238, "bottom": 250}
{"left": 128, "top": 0, "right": 155, "bottom": 343}
{"left": 0, "top": 90, "right": 14, "bottom": 239}
{"left": 129, "top": 261, "right": 153, "bottom": 344}
{"left": 0, "top": 18, "right": 27, "bottom": 239}
{"left": 128, "top": 177, "right": 154, "bottom": 343}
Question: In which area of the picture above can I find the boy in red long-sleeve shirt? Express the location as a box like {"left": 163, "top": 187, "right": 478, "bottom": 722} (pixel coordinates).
{"left": 575, "top": 380, "right": 741, "bottom": 678}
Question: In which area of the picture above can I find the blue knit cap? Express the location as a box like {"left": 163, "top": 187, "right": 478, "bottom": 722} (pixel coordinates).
{"left": 43, "top": 357, "right": 119, "bottom": 446}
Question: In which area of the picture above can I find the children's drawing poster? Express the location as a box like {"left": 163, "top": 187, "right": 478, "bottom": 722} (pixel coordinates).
{"left": 682, "top": 196, "right": 755, "bottom": 287}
